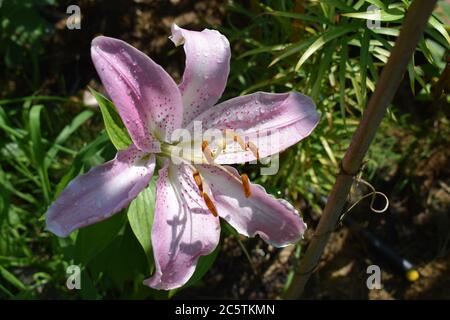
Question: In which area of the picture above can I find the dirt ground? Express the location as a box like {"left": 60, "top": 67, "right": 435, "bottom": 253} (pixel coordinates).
{"left": 33, "top": 0, "right": 450, "bottom": 300}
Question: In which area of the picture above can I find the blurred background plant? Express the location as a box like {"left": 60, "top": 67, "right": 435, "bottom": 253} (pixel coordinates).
{"left": 0, "top": 0, "right": 449, "bottom": 299}
{"left": 0, "top": 0, "right": 56, "bottom": 93}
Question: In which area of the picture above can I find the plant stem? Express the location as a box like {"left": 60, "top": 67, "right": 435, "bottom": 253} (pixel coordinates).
{"left": 284, "top": 0, "right": 438, "bottom": 299}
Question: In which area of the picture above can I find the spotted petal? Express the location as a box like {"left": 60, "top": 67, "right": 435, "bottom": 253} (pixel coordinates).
{"left": 45, "top": 146, "right": 155, "bottom": 237}
{"left": 144, "top": 162, "right": 220, "bottom": 290}
{"left": 198, "top": 165, "right": 307, "bottom": 247}
{"left": 170, "top": 24, "right": 231, "bottom": 127}
{"left": 91, "top": 36, "right": 183, "bottom": 150}
{"left": 187, "top": 91, "right": 319, "bottom": 164}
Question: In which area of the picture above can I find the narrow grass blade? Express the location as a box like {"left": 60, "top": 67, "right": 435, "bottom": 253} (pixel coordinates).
{"left": 295, "top": 24, "right": 356, "bottom": 71}
{"left": 29, "top": 104, "right": 51, "bottom": 204}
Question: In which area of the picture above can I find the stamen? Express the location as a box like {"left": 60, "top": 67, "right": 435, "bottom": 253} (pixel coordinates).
{"left": 233, "top": 134, "right": 247, "bottom": 150}
{"left": 201, "top": 140, "right": 215, "bottom": 164}
{"left": 201, "top": 140, "right": 209, "bottom": 152}
{"left": 202, "top": 192, "right": 218, "bottom": 217}
{"left": 223, "top": 129, "right": 237, "bottom": 151}
{"left": 246, "top": 141, "right": 260, "bottom": 160}
{"left": 240, "top": 173, "right": 252, "bottom": 198}
{"left": 193, "top": 170, "right": 203, "bottom": 193}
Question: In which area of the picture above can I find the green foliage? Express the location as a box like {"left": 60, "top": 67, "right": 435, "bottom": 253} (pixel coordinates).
{"left": 128, "top": 181, "right": 157, "bottom": 271}
{"left": 0, "top": 96, "right": 99, "bottom": 298}
{"left": 0, "top": 95, "right": 159, "bottom": 299}
{"left": 90, "top": 88, "right": 132, "bottom": 150}
{"left": 0, "top": 0, "right": 56, "bottom": 90}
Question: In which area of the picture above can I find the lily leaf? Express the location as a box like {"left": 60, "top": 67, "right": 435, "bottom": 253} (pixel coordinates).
{"left": 90, "top": 88, "right": 132, "bottom": 150}
{"left": 341, "top": 9, "right": 404, "bottom": 22}
{"left": 128, "top": 178, "right": 157, "bottom": 272}
{"left": 75, "top": 210, "right": 127, "bottom": 265}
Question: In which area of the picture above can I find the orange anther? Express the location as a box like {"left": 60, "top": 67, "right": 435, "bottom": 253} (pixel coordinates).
{"left": 193, "top": 170, "right": 203, "bottom": 193}
{"left": 240, "top": 173, "right": 252, "bottom": 198}
{"left": 201, "top": 140, "right": 215, "bottom": 164}
{"left": 202, "top": 192, "right": 218, "bottom": 217}
{"left": 201, "top": 140, "right": 209, "bottom": 152}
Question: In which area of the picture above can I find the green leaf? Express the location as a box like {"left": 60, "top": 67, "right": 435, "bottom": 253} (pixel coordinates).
{"left": 365, "top": 0, "right": 387, "bottom": 10}
{"left": 94, "top": 224, "right": 149, "bottom": 290}
{"left": 360, "top": 28, "right": 370, "bottom": 107}
{"left": 75, "top": 210, "right": 127, "bottom": 265}
{"left": 238, "top": 44, "right": 287, "bottom": 59}
{"left": 45, "top": 110, "right": 94, "bottom": 168}
{"left": 339, "top": 37, "right": 348, "bottom": 126}
{"left": 0, "top": 167, "right": 11, "bottom": 225}
{"left": 372, "top": 27, "right": 400, "bottom": 37}
{"left": 310, "top": 41, "right": 335, "bottom": 100}
{"left": 0, "top": 96, "right": 69, "bottom": 107}
{"left": 320, "top": 136, "right": 338, "bottom": 168}
{"left": 90, "top": 88, "right": 132, "bottom": 150}
{"left": 295, "top": 24, "right": 356, "bottom": 71}
{"left": 79, "top": 271, "right": 100, "bottom": 299}
{"left": 54, "top": 132, "right": 109, "bottom": 197}
{"left": 341, "top": 9, "right": 404, "bottom": 21}
{"left": 428, "top": 15, "right": 450, "bottom": 46}
{"left": 269, "top": 37, "right": 316, "bottom": 67}
{"left": 0, "top": 283, "right": 14, "bottom": 298}
{"left": 263, "top": 10, "right": 328, "bottom": 24}
{"left": 320, "top": 0, "right": 354, "bottom": 12}
{"left": 0, "top": 265, "right": 26, "bottom": 291}
{"left": 29, "top": 104, "right": 51, "bottom": 204}
{"left": 283, "top": 244, "right": 302, "bottom": 294}
{"left": 128, "top": 179, "right": 157, "bottom": 271}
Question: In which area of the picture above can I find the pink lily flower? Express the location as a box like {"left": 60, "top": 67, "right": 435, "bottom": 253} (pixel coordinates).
{"left": 45, "top": 24, "right": 320, "bottom": 290}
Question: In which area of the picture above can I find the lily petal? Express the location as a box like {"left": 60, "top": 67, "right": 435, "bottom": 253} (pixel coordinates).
{"left": 199, "top": 165, "right": 307, "bottom": 247}
{"left": 45, "top": 146, "right": 155, "bottom": 237}
{"left": 170, "top": 24, "right": 231, "bottom": 127}
{"left": 187, "top": 91, "right": 320, "bottom": 164}
{"left": 144, "top": 162, "right": 220, "bottom": 290}
{"left": 91, "top": 36, "right": 183, "bottom": 150}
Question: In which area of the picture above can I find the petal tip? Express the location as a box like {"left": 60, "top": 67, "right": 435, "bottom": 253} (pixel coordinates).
{"left": 91, "top": 35, "right": 108, "bottom": 48}
{"left": 169, "top": 23, "right": 184, "bottom": 46}
{"left": 45, "top": 216, "right": 69, "bottom": 238}
{"left": 91, "top": 36, "right": 126, "bottom": 53}
{"left": 143, "top": 276, "right": 176, "bottom": 291}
